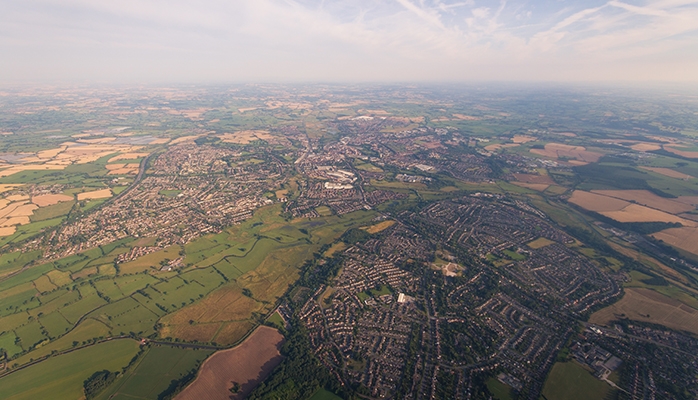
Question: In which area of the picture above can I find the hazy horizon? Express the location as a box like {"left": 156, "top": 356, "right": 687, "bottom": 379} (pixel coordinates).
{"left": 2, "top": 0, "right": 698, "bottom": 84}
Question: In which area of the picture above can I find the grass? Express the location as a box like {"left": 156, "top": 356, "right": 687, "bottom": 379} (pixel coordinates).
{"left": 12, "top": 318, "right": 111, "bottom": 367}
{"left": 308, "top": 388, "right": 343, "bottom": 400}
{"left": 29, "top": 200, "right": 75, "bottom": 222}
{"left": 527, "top": 237, "right": 554, "bottom": 249}
{"left": 94, "top": 345, "right": 213, "bottom": 400}
{"left": 486, "top": 378, "right": 513, "bottom": 400}
{"left": 0, "top": 339, "right": 140, "bottom": 400}
{"left": 542, "top": 361, "right": 614, "bottom": 400}
{"left": 266, "top": 311, "right": 285, "bottom": 330}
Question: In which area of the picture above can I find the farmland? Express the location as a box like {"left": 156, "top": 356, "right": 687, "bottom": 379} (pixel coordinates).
{"left": 589, "top": 288, "right": 698, "bottom": 335}
{"left": 175, "top": 326, "right": 284, "bottom": 400}
{"left": 94, "top": 345, "right": 213, "bottom": 400}
{"left": 0, "top": 339, "right": 140, "bottom": 400}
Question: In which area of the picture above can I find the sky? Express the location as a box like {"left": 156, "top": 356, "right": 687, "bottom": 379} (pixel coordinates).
{"left": 1, "top": 0, "right": 697, "bottom": 84}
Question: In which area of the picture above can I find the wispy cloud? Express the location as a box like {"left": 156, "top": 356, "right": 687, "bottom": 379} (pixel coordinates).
{"left": 0, "top": 0, "right": 697, "bottom": 83}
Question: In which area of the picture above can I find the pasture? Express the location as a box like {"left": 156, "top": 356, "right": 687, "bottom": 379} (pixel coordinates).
{"left": 0, "top": 339, "right": 140, "bottom": 400}
{"left": 94, "top": 345, "right": 213, "bottom": 400}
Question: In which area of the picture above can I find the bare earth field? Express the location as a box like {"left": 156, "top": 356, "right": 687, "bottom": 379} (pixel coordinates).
{"left": 590, "top": 288, "right": 698, "bottom": 335}
{"left": 591, "top": 189, "right": 695, "bottom": 214}
{"left": 652, "top": 226, "right": 698, "bottom": 256}
{"left": 640, "top": 166, "right": 693, "bottom": 180}
{"left": 511, "top": 135, "right": 535, "bottom": 143}
{"left": 175, "top": 326, "right": 284, "bottom": 400}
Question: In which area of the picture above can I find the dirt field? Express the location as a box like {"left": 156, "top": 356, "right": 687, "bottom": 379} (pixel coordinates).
{"left": 32, "top": 194, "right": 73, "bottom": 207}
{"left": 591, "top": 190, "right": 694, "bottom": 214}
{"left": 176, "top": 326, "right": 284, "bottom": 400}
{"left": 77, "top": 189, "right": 112, "bottom": 201}
{"left": 640, "top": 167, "right": 692, "bottom": 180}
{"left": 530, "top": 143, "right": 603, "bottom": 163}
{"left": 512, "top": 173, "right": 555, "bottom": 185}
{"left": 452, "top": 114, "right": 480, "bottom": 120}
{"left": 652, "top": 226, "right": 698, "bottom": 256}
{"left": 568, "top": 190, "right": 629, "bottom": 212}
{"left": 590, "top": 288, "right": 698, "bottom": 335}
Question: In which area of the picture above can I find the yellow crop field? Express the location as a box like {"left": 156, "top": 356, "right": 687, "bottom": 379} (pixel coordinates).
{"left": 32, "top": 194, "right": 73, "bottom": 207}
{"left": 602, "top": 204, "right": 695, "bottom": 225}
{"left": 362, "top": 220, "right": 396, "bottom": 234}
{"left": 652, "top": 226, "right": 698, "bottom": 256}
{"left": 77, "top": 188, "right": 112, "bottom": 201}
{"left": 568, "top": 190, "right": 629, "bottom": 212}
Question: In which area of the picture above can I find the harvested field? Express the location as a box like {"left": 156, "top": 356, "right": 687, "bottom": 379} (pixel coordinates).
{"left": 170, "top": 135, "right": 202, "bottom": 145}
{"left": 452, "top": 114, "right": 480, "bottom": 120}
{"left": 589, "top": 288, "right": 698, "bottom": 335}
{"left": 640, "top": 167, "right": 692, "bottom": 179}
{"left": 31, "top": 194, "right": 73, "bottom": 207}
{"left": 0, "top": 184, "right": 22, "bottom": 193}
{"left": 0, "top": 226, "right": 16, "bottom": 236}
{"left": 512, "top": 135, "right": 536, "bottom": 143}
{"left": 512, "top": 173, "right": 555, "bottom": 185}
{"left": 631, "top": 143, "right": 662, "bottom": 152}
{"left": 485, "top": 143, "right": 518, "bottom": 152}
{"left": 176, "top": 326, "right": 284, "bottom": 400}
{"left": 568, "top": 190, "right": 629, "bottom": 212}
{"left": 664, "top": 145, "right": 698, "bottom": 159}
{"left": 652, "top": 226, "right": 698, "bottom": 256}
{"left": 602, "top": 204, "right": 695, "bottom": 225}
{"left": 219, "top": 130, "right": 274, "bottom": 144}
{"left": 0, "top": 164, "right": 65, "bottom": 177}
{"left": 591, "top": 190, "right": 694, "bottom": 214}
{"left": 1, "top": 216, "right": 30, "bottom": 226}
{"left": 362, "top": 220, "right": 396, "bottom": 234}
{"left": 511, "top": 182, "right": 549, "bottom": 191}
{"left": 77, "top": 188, "right": 112, "bottom": 201}
{"left": 106, "top": 163, "right": 139, "bottom": 175}
{"left": 108, "top": 152, "right": 149, "bottom": 162}
{"left": 530, "top": 143, "right": 603, "bottom": 163}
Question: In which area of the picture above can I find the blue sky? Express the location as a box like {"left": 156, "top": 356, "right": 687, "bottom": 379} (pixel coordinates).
{"left": 1, "top": 0, "right": 697, "bottom": 83}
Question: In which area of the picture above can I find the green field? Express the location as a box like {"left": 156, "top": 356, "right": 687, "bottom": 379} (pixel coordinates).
{"left": 541, "top": 362, "right": 615, "bottom": 400}
{"left": 308, "top": 388, "right": 343, "bottom": 400}
{"left": 486, "top": 378, "right": 513, "bottom": 400}
{"left": 94, "top": 345, "right": 212, "bottom": 400}
{"left": 0, "top": 339, "right": 140, "bottom": 400}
